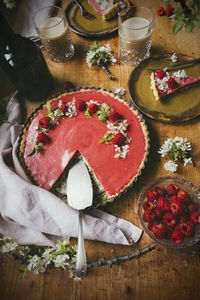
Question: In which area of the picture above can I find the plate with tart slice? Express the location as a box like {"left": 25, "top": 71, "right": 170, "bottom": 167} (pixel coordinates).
{"left": 65, "top": 0, "right": 131, "bottom": 38}
{"left": 128, "top": 53, "right": 200, "bottom": 123}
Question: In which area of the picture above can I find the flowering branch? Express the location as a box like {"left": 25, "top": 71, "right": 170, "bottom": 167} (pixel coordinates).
{"left": 86, "top": 41, "right": 117, "bottom": 80}
{"left": 0, "top": 236, "right": 156, "bottom": 280}
{"left": 158, "top": 136, "right": 193, "bottom": 173}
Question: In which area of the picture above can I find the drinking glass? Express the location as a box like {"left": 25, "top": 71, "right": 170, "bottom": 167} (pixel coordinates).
{"left": 118, "top": 6, "right": 154, "bottom": 66}
{"left": 33, "top": 5, "right": 74, "bottom": 62}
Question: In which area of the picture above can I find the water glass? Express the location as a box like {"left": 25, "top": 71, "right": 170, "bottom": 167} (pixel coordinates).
{"left": 118, "top": 6, "right": 154, "bottom": 66}
{"left": 33, "top": 5, "right": 74, "bottom": 62}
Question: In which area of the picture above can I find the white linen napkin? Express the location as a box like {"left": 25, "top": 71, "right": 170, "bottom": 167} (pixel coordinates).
{"left": 0, "top": 93, "right": 142, "bottom": 247}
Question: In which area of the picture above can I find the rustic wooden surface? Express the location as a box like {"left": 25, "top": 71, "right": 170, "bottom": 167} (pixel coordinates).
{"left": 1, "top": 0, "right": 200, "bottom": 299}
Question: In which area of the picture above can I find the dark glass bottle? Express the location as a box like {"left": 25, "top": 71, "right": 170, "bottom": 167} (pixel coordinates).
{"left": 0, "top": 11, "right": 53, "bottom": 101}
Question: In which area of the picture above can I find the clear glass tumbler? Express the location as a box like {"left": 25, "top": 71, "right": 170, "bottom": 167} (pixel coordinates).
{"left": 118, "top": 6, "right": 154, "bottom": 66}
{"left": 33, "top": 5, "right": 74, "bottom": 62}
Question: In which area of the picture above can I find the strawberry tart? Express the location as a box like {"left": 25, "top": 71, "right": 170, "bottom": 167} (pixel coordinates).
{"left": 18, "top": 88, "right": 149, "bottom": 204}
{"left": 88, "top": 0, "right": 122, "bottom": 20}
{"left": 150, "top": 69, "right": 200, "bottom": 101}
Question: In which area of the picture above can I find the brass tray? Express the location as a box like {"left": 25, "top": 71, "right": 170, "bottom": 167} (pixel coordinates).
{"left": 65, "top": 0, "right": 129, "bottom": 38}
{"left": 128, "top": 54, "right": 200, "bottom": 123}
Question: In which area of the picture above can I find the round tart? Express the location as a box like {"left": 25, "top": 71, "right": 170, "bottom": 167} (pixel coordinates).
{"left": 18, "top": 87, "right": 149, "bottom": 205}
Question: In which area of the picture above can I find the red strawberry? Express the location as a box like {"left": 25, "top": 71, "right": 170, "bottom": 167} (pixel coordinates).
{"left": 171, "top": 229, "right": 184, "bottom": 244}
{"left": 155, "top": 187, "right": 166, "bottom": 197}
{"left": 177, "top": 190, "right": 191, "bottom": 204}
{"left": 143, "top": 201, "right": 154, "bottom": 211}
{"left": 89, "top": 103, "right": 98, "bottom": 114}
{"left": 156, "top": 197, "right": 170, "bottom": 212}
{"left": 179, "top": 213, "right": 189, "bottom": 223}
{"left": 180, "top": 222, "right": 195, "bottom": 237}
{"left": 156, "top": 69, "right": 166, "bottom": 80}
{"left": 168, "top": 195, "right": 178, "bottom": 203}
{"left": 63, "top": 81, "right": 74, "bottom": 90}
{"left": 37, "top": 132, "right": 51, "bottom": 144}
{"left": 167, "top": 77, "right": 178, "bottom": 89}
{"left": 75, "top": 100, "right": 85, "bottom": 111}
{"left": 152, "top": 223, "right": 166, "bottom": 239}
{"left": 155, "top": 208, "right": 163, "bottom": 220}
{"left": 163, "top": 213, "right": 176, "bottom": 227}
{"left": 112, "top": 132, "right": 125, "bottom": 146}
{"left": 188, "top": 203, "right": 199, "bottom": 213}
{"left": 146, "top": 190, "right": 157, "bottom": 201}
{"left": 60, "top": 103, "right": 68, "bottom": 113}
{"left": 167, "top": 184, "right": 179, "bottom": 195}
{"left": 166, "top": 6, "right": 174, "bottom": 17}
{"left": 39, "top": 116, "right": 52, "bottom": 129}
{"left": 190, "top": 211, "right": 200, "bottom": 224}
{"left": 170, "top": 200, "right": 182, "bottom": 216}
{"left": 148, "top": 221, "right": 158, "bottom": 231}
{"left": 156, "top": 7, "right": 165, "bottom": 16}
{"left": 143, "top": 209, "right": 156, "bottom": 223}
{"left": 109, "top": 111, "right": 121, "bottom": 122}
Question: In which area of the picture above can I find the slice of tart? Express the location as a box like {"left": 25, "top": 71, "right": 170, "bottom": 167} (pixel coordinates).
{"left": 18, "top": 88, "right": 149, "bottom": 205}
{"left": 151, "top": 69, "right": 200, "bottom": 101}
{"left": 88, "top": 0, "right": 122, "bottom": 20}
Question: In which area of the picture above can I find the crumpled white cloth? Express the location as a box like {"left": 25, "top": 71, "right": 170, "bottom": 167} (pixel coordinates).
{"left": 0, "top": 93, "right": 142, "bottom": 247}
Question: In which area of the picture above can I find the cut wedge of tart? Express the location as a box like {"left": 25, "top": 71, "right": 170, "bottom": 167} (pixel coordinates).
{"left": 18, "top": 88, "right": 149, "bottom": 205}
{"left": 88, "top": 0, "right": 122, "bottom": 20}
{"left": 151, "top": 69, "right": 200, "bottom": 101}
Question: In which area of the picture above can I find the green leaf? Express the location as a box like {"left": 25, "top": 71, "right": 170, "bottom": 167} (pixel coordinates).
{"left": 98, "top": 111, "right": 108, "bottom": 122}
{"left": 28, "top": 148, "right": 36, "bottom": 157}
{"left": 28, "top": 143, "right": 46, "bottom": 156}
{"left": 85, "top": 108, "right": 92, "bottom": 119}
{"left": 53, "top": 108, "right": 64, "bottom": 117}
{"left": 185, "top": 20, "right": 194, "bottom": 32}
{"left": 172, "top": 20, "right": 184, "bottom": 34}
{"left": 46, "top": 102, "right": 52, "bottom": 113}
{"left": 19, "top": 267, "right": 28, "bottom": 281}
{"left": 98, "top": 132, "right": 114, "bottom": 144}
{"left": 35, "top": 144, "right": 46, "bottom": 154}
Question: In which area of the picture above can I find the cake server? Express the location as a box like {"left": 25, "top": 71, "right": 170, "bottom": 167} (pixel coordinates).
{"left": 66, "top": 160, "right": 93, "bottom": 279}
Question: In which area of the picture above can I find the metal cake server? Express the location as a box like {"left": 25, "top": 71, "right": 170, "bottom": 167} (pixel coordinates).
{"left": 66, "top": 160, "right": 93, "bottom": 279}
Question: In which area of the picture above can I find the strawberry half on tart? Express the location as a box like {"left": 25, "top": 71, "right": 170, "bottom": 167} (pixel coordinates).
{"left": 150, "top": 69, "right": 200, "bottom": 101}
{"left": 18, "top": 88, "right": 149, "bottom": 204}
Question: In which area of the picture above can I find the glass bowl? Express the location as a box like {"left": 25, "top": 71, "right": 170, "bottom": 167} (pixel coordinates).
{"left": 137, "top": 176, "right": 200, "bottom": 249}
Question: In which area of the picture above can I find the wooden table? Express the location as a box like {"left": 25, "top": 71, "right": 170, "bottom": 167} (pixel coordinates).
{"left": 1, "top": 1, "right": 200, "bottom": 299}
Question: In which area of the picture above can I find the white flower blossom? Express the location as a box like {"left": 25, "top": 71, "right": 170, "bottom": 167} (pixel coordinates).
{"left": 115, "top": 87, "right": 125, "bottom": 96}
{"left": 86, "top": 42, "right": 117, "bottom": 67}
{"left": 170, "top": 53, "right": 178, "bottom": 62}
{"left": 173, "top": 70, "right": 187, "bottom": 81}
{"left": 65, "top": 98, "right": 77, "bottom": 117}
{"left": 183, "top": 157, "right": 193, "bottom": 166}
{"left": 164, "top": 160, "right": 178, "bottom": 173}
{"left": 114, "top": 144, "right": 130, "bottom": 159}
{"left": 53, "top": 254, "right": 70, "bottom": 269}
{"left": 107, "top": 120, "right": 128, "bottom": 135}
{"left": 158, "top": 136, "right": 193, "bottom": 172}
{"left": 1, "top": 241, "right": 18, "bottom": 253}
{"left": 27, "top": 255, "right": 41, "bottom": 271}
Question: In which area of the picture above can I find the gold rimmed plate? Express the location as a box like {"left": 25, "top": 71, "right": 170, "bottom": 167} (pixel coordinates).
{"left": 65, "top": 0, "right": 130, "bottom": 38}
{"left": 128, "top": 54, "right": 200, "bottom": 123}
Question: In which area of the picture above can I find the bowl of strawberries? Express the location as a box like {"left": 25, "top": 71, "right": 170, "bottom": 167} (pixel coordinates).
{"left": 138, "top": 177, "right": 200, "bottom": 248}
